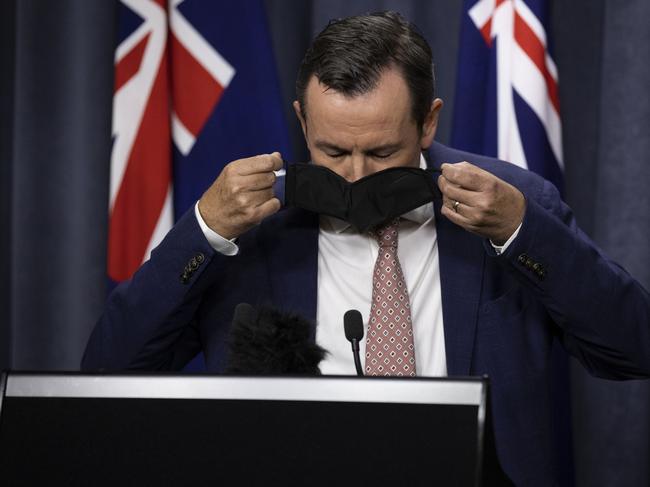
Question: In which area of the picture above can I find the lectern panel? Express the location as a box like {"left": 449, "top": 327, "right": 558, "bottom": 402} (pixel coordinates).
{"left": 0, "top": 373, "right": 489, "bottom": 487}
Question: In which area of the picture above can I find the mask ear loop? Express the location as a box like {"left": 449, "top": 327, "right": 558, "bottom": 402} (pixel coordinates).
{"left": 273, "top": 159, "right": 289, "bottom": 207}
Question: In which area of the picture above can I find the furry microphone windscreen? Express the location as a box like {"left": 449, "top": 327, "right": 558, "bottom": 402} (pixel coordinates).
{"left": 225, "top": 303, "right": 328, "bottom": 375}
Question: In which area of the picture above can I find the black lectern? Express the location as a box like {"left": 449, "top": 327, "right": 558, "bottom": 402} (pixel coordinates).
{"left": 0, "top": 372, "right": 507, "bottom": 486}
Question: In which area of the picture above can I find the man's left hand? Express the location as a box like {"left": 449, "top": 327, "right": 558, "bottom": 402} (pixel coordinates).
{"left": 437, "top": 162, "right": 526, "bottom": 245}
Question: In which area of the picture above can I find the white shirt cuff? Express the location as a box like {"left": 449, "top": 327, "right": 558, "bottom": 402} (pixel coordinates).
{"left": 194, "top": 202, "right": 239, "bottom": 256}
{"left": 490, "top": 221, "right": 523, "bottom": 255}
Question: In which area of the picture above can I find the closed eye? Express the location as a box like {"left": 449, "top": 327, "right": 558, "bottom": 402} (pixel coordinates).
{"left": 371, "top": 152, "right": 394, "bottom": 159}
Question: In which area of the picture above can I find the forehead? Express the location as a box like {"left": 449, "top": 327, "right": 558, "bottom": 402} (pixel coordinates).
{"left": 303, "top": 69, "right": 415, "bottom": 144}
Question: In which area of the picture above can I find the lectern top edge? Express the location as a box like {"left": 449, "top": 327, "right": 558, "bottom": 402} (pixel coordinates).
{"left": 1, "top": 372, "right": 487, "bottom": 406}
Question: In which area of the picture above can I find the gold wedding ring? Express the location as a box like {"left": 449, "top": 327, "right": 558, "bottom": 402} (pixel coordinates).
{"left": 453, "top": 200, "right": 460, "bottom": 213}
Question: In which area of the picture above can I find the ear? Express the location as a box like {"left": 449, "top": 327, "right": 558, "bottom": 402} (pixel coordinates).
{"left": 293, "top": 100, "right": 308, "bottom": 141}
{"left": 419, "top": 98, "right": 444, "bottom": 150}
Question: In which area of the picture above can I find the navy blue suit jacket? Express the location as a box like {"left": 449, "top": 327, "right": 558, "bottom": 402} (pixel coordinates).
{"left": 83, "top": 142, "right": 650, "bottom": 485}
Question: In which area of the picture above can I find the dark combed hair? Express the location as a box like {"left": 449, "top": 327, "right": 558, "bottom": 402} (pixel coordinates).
{"left": 296, "top": 11, "right": 435, "bottom": 131}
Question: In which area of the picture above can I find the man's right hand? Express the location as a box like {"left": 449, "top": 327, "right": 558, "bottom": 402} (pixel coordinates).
{"left": 198, "top": 152, "right": 283, "bottom": 240}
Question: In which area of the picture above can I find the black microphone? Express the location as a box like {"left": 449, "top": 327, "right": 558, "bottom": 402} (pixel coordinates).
{"left": 344, "top": 310, "right": 364, "bottom": 376}
{"left": 226, "top": 303, "right": 327, "bottom": 375}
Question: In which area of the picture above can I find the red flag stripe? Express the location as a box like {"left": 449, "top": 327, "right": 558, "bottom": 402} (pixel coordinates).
{"left": 480, "top": 18, "right": 492, "bottom": 46}
{"left": 514, "top": 11, "right": 560, "bottom": 113}
{"left": 114, "top": 33, "right": 149, "bottom": 94}
{"left": 170, "top": 34, "right": 225, "bottom": 137}
{"left": 108, "top": 53, "right": 171, "bottom": 282}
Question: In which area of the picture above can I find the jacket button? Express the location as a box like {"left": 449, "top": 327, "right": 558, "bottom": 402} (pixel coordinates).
{"left": 532, "top": 263, "right": 542, "bottom": 272}
{"left": 518, "top": 253, "right": 528, "bottom": 265}
{"left": 196, "top": 253, "right": 205, "bottom": 264}
{"left": 189, "top": 258, "right": 198, "bottom": 270}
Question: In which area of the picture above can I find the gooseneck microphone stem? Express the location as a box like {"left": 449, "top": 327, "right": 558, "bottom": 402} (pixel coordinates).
{"left": 351, "top": 339, "right": 363, "bottom": 376}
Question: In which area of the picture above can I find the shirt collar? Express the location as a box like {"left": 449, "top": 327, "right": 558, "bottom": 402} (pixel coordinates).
{"left": 322, "top": 153, "right": 434, "bottom": 234}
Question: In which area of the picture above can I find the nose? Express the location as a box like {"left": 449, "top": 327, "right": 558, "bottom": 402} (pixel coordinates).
{"left": 345, "top": 155, "right": 373, "bottom": 182}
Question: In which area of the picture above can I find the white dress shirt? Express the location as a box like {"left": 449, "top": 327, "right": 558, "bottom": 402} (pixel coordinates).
{"left": 315, "top": 203, "right": 447, "bottom": 376}
{"left": 194, "top": 156, "right": 520, "bottom": 376}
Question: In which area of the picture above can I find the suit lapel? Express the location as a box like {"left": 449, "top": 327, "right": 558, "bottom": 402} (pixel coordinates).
{"left": 434, "top": 203, "right": 485, "bottom": 375}
{"left": 429, "top": 146, "right": 485, "bottom": 376}
{"left": 264, "top": 208, "right": 320, "bottom": 337}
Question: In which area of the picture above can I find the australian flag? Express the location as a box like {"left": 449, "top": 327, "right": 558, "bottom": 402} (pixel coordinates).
{"left": 451, "top": 0, "right": 563, "bottom": 190}
{"left": 108, "top": 0, "right": 291, "bottom": 283}
{"left": 451, "top": 1, "right": 571, "bottom": 485}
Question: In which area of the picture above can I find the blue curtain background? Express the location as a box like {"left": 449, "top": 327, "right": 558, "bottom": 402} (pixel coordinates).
{"left": 1, "top": 1, "right": 648, "bottom": 485}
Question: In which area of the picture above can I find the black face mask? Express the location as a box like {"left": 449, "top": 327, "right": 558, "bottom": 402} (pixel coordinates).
{"left": 283, "top": 163, "right": 441, "bottom": 232}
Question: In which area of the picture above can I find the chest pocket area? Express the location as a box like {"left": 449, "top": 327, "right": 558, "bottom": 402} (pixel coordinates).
{"left": 476, "top": 283, "right": 551, "bottom": 379}
{"left": 480, "top": 283, "right": 527, "bottom": 321}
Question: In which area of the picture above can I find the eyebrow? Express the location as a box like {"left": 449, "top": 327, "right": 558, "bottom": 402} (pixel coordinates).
{"left": 313, "top": 140, "right": 402, "bottom": 154}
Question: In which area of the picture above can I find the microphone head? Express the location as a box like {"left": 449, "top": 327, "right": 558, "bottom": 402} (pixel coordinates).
{"left": 233, "top": 302, "right": 257, "bottom": 327}
{"left": 226, "top": 303, "right": 327, "bottom": 375}
{"left": 344, "top": 309, "right": 364, "bottom": 342}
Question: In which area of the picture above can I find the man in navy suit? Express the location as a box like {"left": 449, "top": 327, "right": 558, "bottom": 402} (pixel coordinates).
{"left": 83, "top": 11, "right": 650, "bottom": 486}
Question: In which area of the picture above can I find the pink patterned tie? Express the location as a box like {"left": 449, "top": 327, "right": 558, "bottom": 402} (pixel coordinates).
{"left": 365, "top": 218, "right": 417, "bottom": 376}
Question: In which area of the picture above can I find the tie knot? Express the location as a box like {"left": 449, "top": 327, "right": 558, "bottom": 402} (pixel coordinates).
{"left": 373, "top": 218, "right": 400, "bottom": 249}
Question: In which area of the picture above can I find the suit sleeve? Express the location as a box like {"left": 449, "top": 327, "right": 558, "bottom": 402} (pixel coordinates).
{"left": 81, "top": 208, "right": 224, "bottom": 371}
{"left": 491, "top": 179, "right": 650, "bottom": 379}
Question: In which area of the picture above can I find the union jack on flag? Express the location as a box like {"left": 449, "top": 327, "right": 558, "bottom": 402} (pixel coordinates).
{"left": 451, "top": 0, "right": 563, "bottom": 189}
{"left": 108, "top": 0, "right": 290, "bottom": 283}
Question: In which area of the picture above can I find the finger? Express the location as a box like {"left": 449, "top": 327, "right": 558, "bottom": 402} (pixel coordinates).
{"left": 438, "top": 175, "right": 482, "bottom": 208}
{"left": 441, "top": 162, "right": 490, "bottom": 191}
{"left": 251, "top": 187, "right": 275, "bottom": 207}
{"left": 240, "top": 171, "right": 276, "bottom": 191}
{"left": 254, "top": 197, "right": 282, "bottom": 221}
{"left": 443, "top": 193, "right": 495, "bottom": 229}
{"left": 269, "top": 152, "right": 284, "bottom": 171}
{"left": 440, "top": 201, "right": 479, "bottom": 231}
{"left": 441, "top": 200, "right": 471, "bottom": 224}
{"left": 237, "top": 153, "right": 284, "bottom": 176}
{"left": 442, "top": 194, "right": 464, "bottom": 216}
{"left": 232, "top": 188, "right": 274, "bottom": 211}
